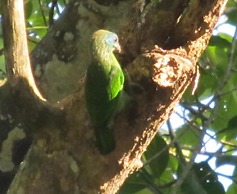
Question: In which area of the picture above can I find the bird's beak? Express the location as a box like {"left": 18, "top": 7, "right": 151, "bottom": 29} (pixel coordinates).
{"left": 114, "top": 43, "right": 121, "bottom": 53}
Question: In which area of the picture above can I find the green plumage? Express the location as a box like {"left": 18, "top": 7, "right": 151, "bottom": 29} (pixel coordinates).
{"left": 85, "top": 29, "right": 126, "bottom": 155}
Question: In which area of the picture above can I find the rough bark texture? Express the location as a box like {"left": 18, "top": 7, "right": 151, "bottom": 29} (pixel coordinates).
{"left": 1, "top": 0, "right": 228, "bottom": 193}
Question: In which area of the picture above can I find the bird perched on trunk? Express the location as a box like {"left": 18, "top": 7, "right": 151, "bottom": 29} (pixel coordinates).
{"left": 85, "top": 29, "right": 128, "bottom": 155}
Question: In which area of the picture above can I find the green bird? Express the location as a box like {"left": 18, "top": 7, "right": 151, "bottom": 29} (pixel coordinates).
{"left": 85, "top": 29, "right": 127, "bottom": 155}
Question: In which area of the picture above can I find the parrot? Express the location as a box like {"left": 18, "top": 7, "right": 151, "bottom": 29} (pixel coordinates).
{"left": 85, "top": 29, "right": 128, "bottom": 155}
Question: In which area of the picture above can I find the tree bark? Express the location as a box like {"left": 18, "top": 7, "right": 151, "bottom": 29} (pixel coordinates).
{"left": 2, "top": 0, "right": 45, "bottom": 101}
{"left": 1, "top": 0, "right": 228, "bottom": 193}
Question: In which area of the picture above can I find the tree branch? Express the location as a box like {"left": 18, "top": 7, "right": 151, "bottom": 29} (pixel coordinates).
{"left": 2, "top": 0, "right": 45, "bottom": 101}
{"left": 5, "top": 0, "right": 228, "bottom": 193}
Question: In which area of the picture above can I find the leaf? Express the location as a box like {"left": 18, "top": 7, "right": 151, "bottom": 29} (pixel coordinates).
{"left": 217, "top": 115, "right": 237, "bottom": 143}
{"left": 227, "top": 115, "right": 237, "bottom": 128}
{"left": 26, "top": 1, "right": 49, "bottom": 40}
{"left": 178, "top": 164, "right": 207, "bottom": 194}
{"left": 135, "top": 188, "right": 153, "bottom": 194}
{"left": 209, "top": 35, "right": 231, "bottom": 47}
{"left": 194, "top": 68, "right": 218, "bottom": 100}
{"left": 193, "top": 162, "right": 225, "bottom": 194}
{"left": 210, "top": 81, "right": 237, "bottom": 132}
{"left": 179, "top": 162, "right": 225, "bottom": 194}
{"left": 218, "top": 32, "right": 234, "bottom": 44}
{"left": 119, "top": 172, "right": 148, "bottom": 194}
{"left": 205, "top": 45, "right": 229, "bottom": 77}
{"left": 144, "top": 135, "right": 169, "bottom": 179}
{"left": 24, "top": 0, "right": 33, "bottom": 19}
{"left": 216, "top": 155, "right": 237, "bottom": 168}
{"left": 119, "top": 182, "right": 148, "bottom": 194}
{"left": 120, "top": 135, "right": 170, "bottom": 193}
{"left": 175, "top": 124, "right": 202, "bottom": 156}
{"left": 227, "top": 183, "right": 237, "bottom": 194}
{"left": 226, "top": 7, "right": 237, "bottom": 25}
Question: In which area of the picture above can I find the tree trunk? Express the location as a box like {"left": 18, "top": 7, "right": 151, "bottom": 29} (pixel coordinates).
{"left": 1, "top": 0, "right": 227, "bottom": 193}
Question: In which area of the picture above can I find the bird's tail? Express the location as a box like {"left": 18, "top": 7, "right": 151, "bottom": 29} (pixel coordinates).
{"left": 94, "top": 127, "right": 116, "bottom": 155}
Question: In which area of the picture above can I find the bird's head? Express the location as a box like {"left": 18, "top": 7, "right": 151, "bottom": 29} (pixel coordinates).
{"left": 105, "top": 32, "right": 121, "bottom": 53}
{"left": 92, "top": 30, "right": 121, "bottom": 54}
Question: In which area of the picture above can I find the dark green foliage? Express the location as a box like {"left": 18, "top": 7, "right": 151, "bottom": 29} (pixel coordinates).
{"left": 120, "top": 135, "right": 169, "bottom": 193}
{"left": 143, "top": 135, "right": 169, "bottom": 179}
{"left": 179, "top": 162, "right": 225, "bottom": 194}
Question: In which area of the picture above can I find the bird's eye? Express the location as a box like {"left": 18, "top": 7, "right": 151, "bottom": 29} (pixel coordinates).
{"left": 105, "top": 33, "right": 119, "bottom": 46}
{"left": 113, "top": 36, "right": 118, "bottom": 43}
